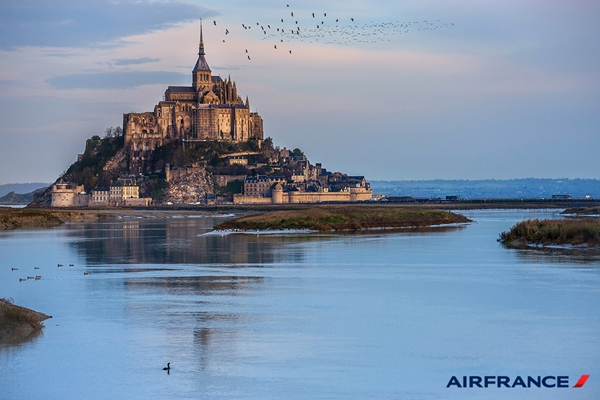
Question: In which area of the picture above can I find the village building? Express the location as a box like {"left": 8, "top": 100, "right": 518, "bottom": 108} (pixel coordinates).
{"left": 52, "top": 178, "right": 151, "bottom": 207}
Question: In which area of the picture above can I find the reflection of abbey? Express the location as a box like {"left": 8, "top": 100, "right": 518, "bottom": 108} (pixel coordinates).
{"left": 123, "top": 21, "right": 264, "bottom": 173}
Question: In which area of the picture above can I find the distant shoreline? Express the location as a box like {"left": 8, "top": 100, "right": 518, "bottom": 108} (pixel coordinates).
{"left": 3, "top": 200, "right": 599, "bottom": 230}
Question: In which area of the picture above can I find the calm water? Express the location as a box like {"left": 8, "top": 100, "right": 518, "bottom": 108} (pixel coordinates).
{"left": 0, "top": 210, "right": 598, "bottom": 399}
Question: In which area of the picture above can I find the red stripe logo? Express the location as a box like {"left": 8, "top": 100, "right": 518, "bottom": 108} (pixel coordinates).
{"left": 573, "top": 375, "right": 590, "bottom": 388}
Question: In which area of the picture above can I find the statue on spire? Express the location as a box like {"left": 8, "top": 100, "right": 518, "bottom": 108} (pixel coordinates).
{"left": 199, "top": 18, "right": 205, "bottom": 56}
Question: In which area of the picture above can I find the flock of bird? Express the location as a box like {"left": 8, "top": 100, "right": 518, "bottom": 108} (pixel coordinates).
{"left": 11, "top": 263, "right": 90, "bottom": 281}
{"left": 209, "top": 4, "right": 454, "bottom": 62}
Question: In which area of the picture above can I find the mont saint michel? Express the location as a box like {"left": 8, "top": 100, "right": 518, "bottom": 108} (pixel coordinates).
{"left": 46, "top": 21, "right": 372, "bottom": 207}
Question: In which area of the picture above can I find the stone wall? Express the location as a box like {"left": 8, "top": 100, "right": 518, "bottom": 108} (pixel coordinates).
{"left": 212, "top": 175, "right": 246, "bottom": 187}
{"left": 233, "top": 187, "right": 373, "bottom": 205}
{"left": 51, "top": 184, "right": 89, "bottom": 207}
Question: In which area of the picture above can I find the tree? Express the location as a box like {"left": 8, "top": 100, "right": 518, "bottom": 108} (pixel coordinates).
{"left": 291, "top": 148, "right": 305, "bottom": 158}
{"left": 263, "top": 137, "right": 274, "bottom": 149}
{"left": 104, "top": 126, "right": 123, "bottom": 139}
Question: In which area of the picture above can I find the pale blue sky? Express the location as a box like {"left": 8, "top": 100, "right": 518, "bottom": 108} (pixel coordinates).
{"left": 1, "top": 0, "right": 599, "bottom": 184}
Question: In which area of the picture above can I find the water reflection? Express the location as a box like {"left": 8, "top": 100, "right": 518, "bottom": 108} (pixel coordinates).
{"left": 0, "top": 328, "right": 44, "bottom": 350}
{"left": 66, "top": 217, "right": 467, "bottom": 267}
{"left": 124, "top": 275, "right": 264, "bottom": 296}
{"left": 510, "top": 247, "right": 600, "bottom": 265}
{"left": 66, "top": 217, "right": 313, "bottom": 265}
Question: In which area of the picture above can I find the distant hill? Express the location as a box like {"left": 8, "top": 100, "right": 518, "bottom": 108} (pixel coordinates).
{"left": 0, "top": 188, "right": 47, "bottom": 205}
{"left": 370, "top": 179, "right": 600, "bottom": 199}
{"left": 0, "top": 183, "right": 49, "bottom": 198}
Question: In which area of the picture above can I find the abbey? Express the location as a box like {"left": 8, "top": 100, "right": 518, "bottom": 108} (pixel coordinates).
{"left": 123, "top": 21, "right": 264, "bottom": 173}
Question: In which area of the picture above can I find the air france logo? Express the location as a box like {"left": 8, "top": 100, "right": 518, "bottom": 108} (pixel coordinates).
{"left": 446, "top": 374, "right": 590, "bottom": 388}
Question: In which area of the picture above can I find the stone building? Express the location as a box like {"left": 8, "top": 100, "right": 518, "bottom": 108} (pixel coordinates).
{"left": 123, "top": 20, "right": 264, "bottom": 173}
{"left": 52, "top": 178, "right": 150, "bottom": 208}
{"left": 51, "top": 182, "right": 89, "bottom": 207}
{"left": 234, "top": 175, "right": 373, "bottom": 204}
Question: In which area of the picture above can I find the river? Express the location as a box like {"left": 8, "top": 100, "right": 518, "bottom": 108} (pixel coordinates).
{"left": 0, "top": 209, "right": 598, "bottom": 399}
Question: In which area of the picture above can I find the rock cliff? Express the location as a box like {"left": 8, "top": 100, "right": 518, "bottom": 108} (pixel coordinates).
{"left": 160, "top": 167, "right": 214, "bottom": 204}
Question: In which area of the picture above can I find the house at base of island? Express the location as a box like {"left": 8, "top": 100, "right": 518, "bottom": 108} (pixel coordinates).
{"left": 51, "top": 178, "right": 152, "bottom": 208}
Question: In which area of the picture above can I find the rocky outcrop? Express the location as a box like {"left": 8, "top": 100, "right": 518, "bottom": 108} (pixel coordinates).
{"left": 0, "top": 298, "right": 51, "bottom": 345}
{"left": 160, "top": 167, "right": 214, "bottom": 204}
{"left": 102, "top": 147, "right": 127, "bottom": 175}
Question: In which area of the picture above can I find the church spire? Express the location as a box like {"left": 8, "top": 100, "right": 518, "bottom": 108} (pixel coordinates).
{"left": 199, "top": 18, "right": 205, "bottom": 56}
{"left": 192, "top": 18, "right": 211, "bottom": 90}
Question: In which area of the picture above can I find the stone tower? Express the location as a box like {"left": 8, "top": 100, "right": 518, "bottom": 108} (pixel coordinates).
{"left": 192, "top": 19, "right": 212, "bottom": 91}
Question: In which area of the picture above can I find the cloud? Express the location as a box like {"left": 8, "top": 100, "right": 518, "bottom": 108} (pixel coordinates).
{"left": 0, "top": 0, "right": 217, "bottom": 50}
{"left": 114, "top": 57, "right": 161, "bottom": 66}
{"left": 47, "top": 71, "right": 189, "bottom": 90}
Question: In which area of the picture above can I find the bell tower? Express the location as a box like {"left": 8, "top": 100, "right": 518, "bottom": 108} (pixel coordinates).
{"left": 192, "top": 18, "right": 212, "bottom": 91}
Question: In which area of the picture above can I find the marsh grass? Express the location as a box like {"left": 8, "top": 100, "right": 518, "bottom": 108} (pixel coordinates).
{"left": 499, "top": 218, "right": 600, "bottom": 247}
{"left": 216, "top": 206, "right": 471, "bottom": 231}
{"left": 562, "top": 207, "right": 600, "bottom": 216}
{"left": 0, "top": 207, "right": 100, "bottom": 230}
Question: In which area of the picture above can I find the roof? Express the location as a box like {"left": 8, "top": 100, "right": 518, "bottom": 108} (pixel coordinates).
{"left": 212, "top": 76, "right": 223, "bottom": 83}
{"left": 167, "top": 86, "right": 195, "bottom": 93}
{"left": 192, "top": 55, "right": 211, "bottom": 72}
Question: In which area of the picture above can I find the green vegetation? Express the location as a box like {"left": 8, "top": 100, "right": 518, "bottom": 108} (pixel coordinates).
{"left": 146, "top": 176, "right": 169, "bottom": 201}
{"left": 263, "top": 137, "right": 274, "bottom": 149}
{"left": 0, "top": 297, "right": 51, "bottom": 345}
{"left": 291, "top": 148, "right": 305, "bottom": 158}
{"left": 215, "top": 206, "right": 471, "bottom": 231}
{"left": 499, "top": 218, "right": 600, "bottom": 247}
{"left": 62, "top": 135, "right": 125, "bottom": 191}
{"left": 151, "top": 140, "right": 265, "bottom": 172}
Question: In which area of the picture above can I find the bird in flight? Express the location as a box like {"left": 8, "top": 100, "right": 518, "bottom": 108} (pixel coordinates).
{"left": 213, "top": 21, "right": 217, "bottom": 26}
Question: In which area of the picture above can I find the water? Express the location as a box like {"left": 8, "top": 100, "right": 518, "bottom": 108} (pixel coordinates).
{"left": 1, "top": 209, "right": 599, "bottom": 399}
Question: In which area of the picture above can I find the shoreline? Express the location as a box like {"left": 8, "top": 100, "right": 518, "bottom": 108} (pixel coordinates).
{"left": 3, "top": 201, "right": 596, "bottom": 230}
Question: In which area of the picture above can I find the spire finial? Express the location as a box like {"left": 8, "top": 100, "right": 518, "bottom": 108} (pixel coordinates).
{"left": 199, "top": 18, "right": 205, "bottom": 56}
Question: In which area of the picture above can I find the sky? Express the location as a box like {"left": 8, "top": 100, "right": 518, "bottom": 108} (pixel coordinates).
{"left": 0, "top": 0, "right": 599, "bottom": 184}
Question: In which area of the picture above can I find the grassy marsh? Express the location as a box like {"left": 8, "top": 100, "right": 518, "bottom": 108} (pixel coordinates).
{"left": 499, "top": 218, "right": 600, "bottom": 248}
{"left": 215, "top": 206, "right": 471, "bottom": 231}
